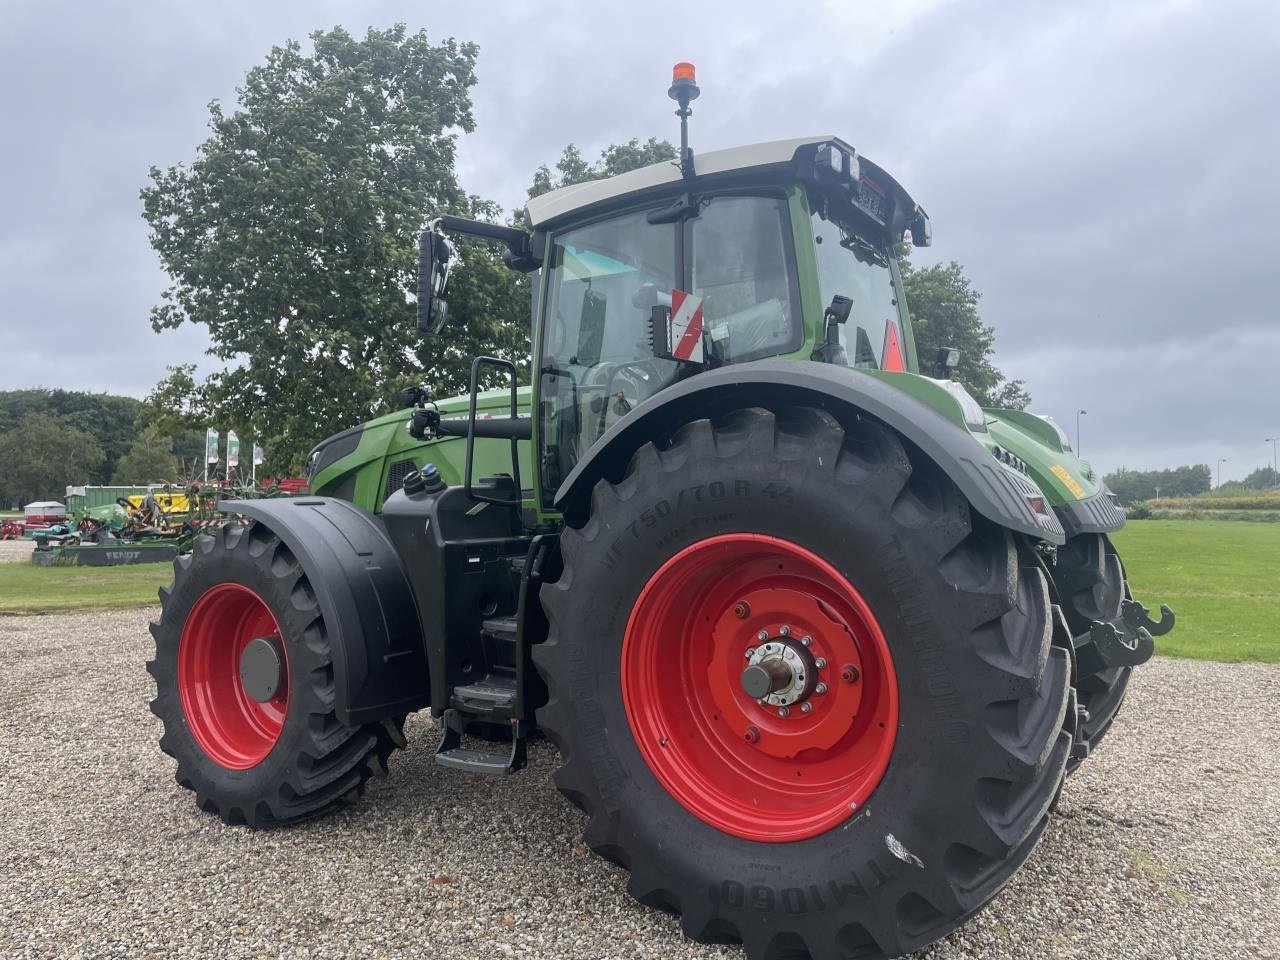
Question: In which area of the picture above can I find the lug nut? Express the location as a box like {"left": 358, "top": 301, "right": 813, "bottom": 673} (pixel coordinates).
{"left": 778, "top": 706, "right": 790, "bottom": 717}
{"left": 814, "top": 657, "right": 827, "bottom": 669}
{"left": 757, "top": 630, "right": 769, "bottom": 642}
{"left": 801, "top": 635, "right": 812, "bottom": 646}
{"left": 779, "top": 624, "right": 791, "bottom": 636}
{"left": 841, "top": 664, "right": 860, "bottom": 683}
{"left": 733, "top": 601, "right": 751, "bottom": 619}
{"left": 815, "top": 682, "right": 828, "bottom": 695}
{"left": 744, "top": 726, "right": 761, "bottom": 744}
{"left": 800, "top": 702, "right": 813, "bottom": 714}
{"left": 745, "top": 647, "right": 756, "bottom": 659}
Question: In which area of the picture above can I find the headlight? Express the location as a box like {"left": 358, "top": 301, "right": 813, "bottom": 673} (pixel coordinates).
{"left": 1034, "top": 414, "right": 1071, "bottom": 451}
{"left": 931, "top": 378, "right": 987, "bottom": 431}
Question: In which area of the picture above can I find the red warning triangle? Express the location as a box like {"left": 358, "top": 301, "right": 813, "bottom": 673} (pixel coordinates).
{"left": 881, "top": 320, "right": 905, "bottom": 372}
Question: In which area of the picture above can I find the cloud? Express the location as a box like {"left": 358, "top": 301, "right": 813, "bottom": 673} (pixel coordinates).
{"left": 0, "top": 0, "right": 1274, "bottom": 482}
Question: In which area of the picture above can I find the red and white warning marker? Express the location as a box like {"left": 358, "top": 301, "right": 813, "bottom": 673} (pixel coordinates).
{"left": 669, "top": 289, "right": 705, "bottom": 363}
{"left": 881, "top": 318, "right": 905, "bottom": 373}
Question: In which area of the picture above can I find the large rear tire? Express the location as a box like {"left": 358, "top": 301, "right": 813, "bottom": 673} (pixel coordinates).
{"left": 536, "top": 407, "right": 1073, "bottom": 959}
{"left": 1050, "top": 532, "right": 1131, "bottom": 758}
{"left": 148, "top": 520, "right": 405, "bottom": 827}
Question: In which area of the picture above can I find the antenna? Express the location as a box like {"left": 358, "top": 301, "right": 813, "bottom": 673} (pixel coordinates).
{"left": 668, "top": 62, "right": 700, "bottom": 180}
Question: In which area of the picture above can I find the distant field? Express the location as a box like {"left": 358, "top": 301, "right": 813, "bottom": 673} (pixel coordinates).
{"left": 0, "top": 563, "right": 171, "bottom": 613}
{"left": 1112, "top": 520, "right": 1278, "bottom": 663}
{"left": 1139, "top": 488, "right": 1280, "bottom": 521}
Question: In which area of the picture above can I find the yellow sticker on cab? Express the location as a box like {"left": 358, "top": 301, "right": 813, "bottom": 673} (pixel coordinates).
{"left": 1050, "top": 464, "right": 1086, "bottom": 499}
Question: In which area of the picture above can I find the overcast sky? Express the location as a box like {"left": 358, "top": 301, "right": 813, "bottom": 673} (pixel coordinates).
{"left": 1, "top": 0, "right": 1276, "bottom": 479}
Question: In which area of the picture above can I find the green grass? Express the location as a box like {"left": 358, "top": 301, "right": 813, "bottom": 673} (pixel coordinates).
{"left": 1112, "top": 520, "right": 1279, "bottom": 663}
{"left": 0, "top": 562, "right": 172, "bottom": 613}
{"left": 1, "top": 519, "right": 1274, "bottom": 665}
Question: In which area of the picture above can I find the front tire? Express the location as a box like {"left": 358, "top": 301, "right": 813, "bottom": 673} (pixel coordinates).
{"left": 148, "top": 520, "right": 405, "bottom": 827}
{"left": 536, "top": 407, "right": 1073, "bottom": 959}
{"left": 1050, "top": 533, "right": 1131, "bottom": 758}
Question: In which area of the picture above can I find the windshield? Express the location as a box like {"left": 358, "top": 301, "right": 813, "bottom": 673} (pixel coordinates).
{"left": 811, "top": 207, "right": 906, "bottom": 371}
{"left": 538, "top": 195, "right": 800, "bottom": 501}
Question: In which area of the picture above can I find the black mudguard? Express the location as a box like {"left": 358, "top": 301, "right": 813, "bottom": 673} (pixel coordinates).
{"left": 218, "top": 497, "right": 430, "bottom": 726}
{"left": 1056, "top": 485, "right": 1127, "bottom": 538}
{"left": 555, "top": 359, "right": 1066, "bottom": 544}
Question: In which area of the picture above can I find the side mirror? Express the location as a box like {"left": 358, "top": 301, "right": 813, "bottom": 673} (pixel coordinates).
{"left": 909, "top": 206, "right": 932, "bottom": 248}
{"left": 932, "top": 346, "right": 960, "bottom": 380}
{"left": 416, "top": 229, "right": 455, "bottom": 335}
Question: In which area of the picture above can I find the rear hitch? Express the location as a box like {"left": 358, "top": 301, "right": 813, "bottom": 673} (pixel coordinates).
{"left": 1074, "top": 599, "right": 1174, "bottom": 676}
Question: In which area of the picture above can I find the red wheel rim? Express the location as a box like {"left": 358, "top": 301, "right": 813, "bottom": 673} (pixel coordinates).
{"left": 178, "top": 583, "right": 288, "bottom": 769}
{"left": 622, "top": 534, "right": 898, "bottom": 842}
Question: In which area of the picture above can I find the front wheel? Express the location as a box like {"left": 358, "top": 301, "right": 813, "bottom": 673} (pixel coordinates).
{"left": 536, "top": 407, "right": 1074, "bottom": 959}
{"left": 148, "top": 521, "right": 405, "bottom": 826}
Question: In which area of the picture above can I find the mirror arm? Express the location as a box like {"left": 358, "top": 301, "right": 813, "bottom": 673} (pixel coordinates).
{"left": 435, "top": 215, "right": 537, "bottom": 270}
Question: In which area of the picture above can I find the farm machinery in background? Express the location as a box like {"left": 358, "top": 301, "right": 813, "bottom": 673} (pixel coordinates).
{"left": 146, "top": 66, "right": 1176, "bottom": 960}
{"left": 24, "top": 477, "right": 309, "bottom": 565}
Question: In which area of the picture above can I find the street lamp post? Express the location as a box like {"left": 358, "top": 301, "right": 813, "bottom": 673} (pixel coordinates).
{"left": 1076, "top": 409, "right": 1087, "bottom": 454}
{"left": 1267, "top": 438, "right": 1279, "bottom": 488}
{"left": 1217, "top": 458, "right": 1228, "bottom": 489}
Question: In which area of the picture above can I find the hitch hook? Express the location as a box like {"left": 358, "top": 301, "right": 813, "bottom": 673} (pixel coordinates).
{"left": 1121, "top": 599, "right": 1176, "bottom": 638}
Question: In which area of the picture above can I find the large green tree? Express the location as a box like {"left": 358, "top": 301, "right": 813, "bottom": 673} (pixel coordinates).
{"left": 142, "top": 25, "right": 488, "bottom": 471}
{"left": 899, "top": 260, "right": 1030, "bottom": 409}
{"left": 0, "top": 413, "right": 104, "bottom": 508}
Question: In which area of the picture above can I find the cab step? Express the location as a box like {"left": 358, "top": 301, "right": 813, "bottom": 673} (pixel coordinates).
{"left": 434, "top": 708, "right": 527, "bottom": 776}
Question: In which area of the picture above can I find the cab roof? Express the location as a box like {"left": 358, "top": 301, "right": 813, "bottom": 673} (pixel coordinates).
{"left": 522, "top": 135, "right": 925, "bottom": 243}
{"left": 524, "top": 136, "right": 831, "bottom": 229}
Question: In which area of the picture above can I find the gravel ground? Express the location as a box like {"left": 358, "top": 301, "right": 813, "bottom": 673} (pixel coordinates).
{"left": 0, "top": 539, "right": 33, "bottom": 563}
{"left": 1, "top": 608, "right": 1276, "bottom": 960}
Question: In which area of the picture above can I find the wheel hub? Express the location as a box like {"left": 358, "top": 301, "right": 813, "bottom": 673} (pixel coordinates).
{"left": 741, "top": 637, "right": 814, "bottom": 706}
{"left": 239, "top": 636, "right": 285, "bottom": 703}
{"left": 622, "top": 533, "right": 899, "bottom": 842}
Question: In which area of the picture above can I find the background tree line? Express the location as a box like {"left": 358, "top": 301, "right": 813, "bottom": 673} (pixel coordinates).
{"left": 0, "top": 389, "right": 211, "bottom": 507}
{"left": 1104, "top": 463, "right": 1278, "bottom": 505}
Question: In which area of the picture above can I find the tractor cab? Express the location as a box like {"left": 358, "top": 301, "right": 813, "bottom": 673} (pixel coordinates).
{"left": 416, "top": 88, "right": 934, "bottom": 511}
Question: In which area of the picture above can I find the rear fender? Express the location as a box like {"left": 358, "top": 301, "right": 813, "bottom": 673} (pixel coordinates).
{"left": 554, "top": 360, "right": 1066, "bottom": 544}
{"left": 218, "top": 497, "right": 429, "bottom": 726}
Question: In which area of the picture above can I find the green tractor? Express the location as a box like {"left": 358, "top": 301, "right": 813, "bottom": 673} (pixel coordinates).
{"left": 148, "top": 65, "right": 1173, "bottom": 959}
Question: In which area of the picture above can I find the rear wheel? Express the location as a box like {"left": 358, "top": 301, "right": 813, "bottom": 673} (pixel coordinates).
{"left": 537, "top": 407, "right": 1073, "bottom": 959}
{"left": 148, "top": 521, "right": 405, "bottom": 826}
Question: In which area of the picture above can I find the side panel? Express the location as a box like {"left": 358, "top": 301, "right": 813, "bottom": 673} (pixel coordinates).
{"left": 218, "top": 498, "right": 430, "bottom": 726}
{"left": 310, "top": 388, "right": 534, "bottom": 511}
{"left": 554, "top": 359, "right": 1066, "bottom": 543}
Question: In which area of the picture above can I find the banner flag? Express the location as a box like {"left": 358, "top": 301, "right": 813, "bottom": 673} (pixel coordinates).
{"left": 253, "top": 443, "right": 264, "bottom": 466}
{"left": 205, "top": 429, "right": 219, "bottom": 464}
{"left": 227, "top": 431, "right": 240, "bottom": 468}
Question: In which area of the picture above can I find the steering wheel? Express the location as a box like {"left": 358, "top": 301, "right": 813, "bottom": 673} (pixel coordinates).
{"left": 598, "top": 360, "right": 669, "bottom": 431}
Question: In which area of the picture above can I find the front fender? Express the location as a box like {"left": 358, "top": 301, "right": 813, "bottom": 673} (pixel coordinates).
{"left": 554, "top": 360, "right": 1065, "bottom": 544}
{"left": 218, "top": 497, "right": 429, "bottom": 726}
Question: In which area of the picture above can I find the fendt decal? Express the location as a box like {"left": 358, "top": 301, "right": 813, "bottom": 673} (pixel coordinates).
{"left": 1051, "top": 463, "right": 1086, "bottom": 498}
